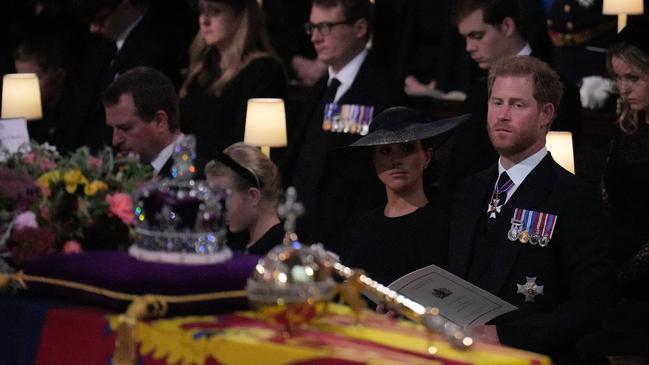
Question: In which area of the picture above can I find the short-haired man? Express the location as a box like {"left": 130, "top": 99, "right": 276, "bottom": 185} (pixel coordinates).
{"left": 448, "top": 56, "right": 614, "bottom": 364}
{"left": 283, "top": 0, "right": 402, "bottom": 247}
{"left": 443, "top": 0, "right": 581, "bottom": 190}
{"left": 104, "top": 67, "right": 182, "bottom": 177}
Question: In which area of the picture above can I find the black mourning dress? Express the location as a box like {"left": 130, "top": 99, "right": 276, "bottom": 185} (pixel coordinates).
{"left": 340, "top": 203, "right": 449, "bottom": 286}
{"left": 180, "top": 56, "right": 287, "bottom": 174}
{"left": 602, "top": 121, "right": 649, "bottom": 266}
{"left": 245, "top": 223, "right": 285, "bottom": 257}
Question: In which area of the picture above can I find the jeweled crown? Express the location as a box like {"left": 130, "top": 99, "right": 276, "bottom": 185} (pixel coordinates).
{"left": 129, "top": 136, "right": 231, "bottom": 263}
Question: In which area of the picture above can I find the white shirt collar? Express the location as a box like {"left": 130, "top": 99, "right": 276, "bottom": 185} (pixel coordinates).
{"left": 497, "top": 146, "right": 547, "bottom": 203}
{"left": 115, "top": 14, "right": 143, "bottom": 51}
{"left": 150, "top": 133, "right": 182, "bottom": 175}
{"left": 517, "top": 43, "right": 532, "bottom": 56}
{"left": 327, "top": 48, "right": 368, "bottom": 103}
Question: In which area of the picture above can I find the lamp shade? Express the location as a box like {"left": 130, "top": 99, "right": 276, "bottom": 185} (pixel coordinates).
{"left": 546, "top": 131, "right": 575, "bottom": 174}
{"left": 244, "top": 98, "right": 287, "bottom": 147}
{"left": 1, "top": 73, "right": 43, "bottom": 121}
{"left": 603, "top": 0, "right": 644, "bottom": 14}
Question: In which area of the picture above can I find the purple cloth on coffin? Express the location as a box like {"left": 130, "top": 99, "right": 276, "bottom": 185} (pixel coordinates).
{"left": 23, "top": 251, "right": 260, "bottom": 315}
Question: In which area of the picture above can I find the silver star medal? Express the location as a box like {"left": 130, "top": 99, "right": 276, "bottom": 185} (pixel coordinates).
{"left": 517, "top": 276, "right": 544, "bottom": 302}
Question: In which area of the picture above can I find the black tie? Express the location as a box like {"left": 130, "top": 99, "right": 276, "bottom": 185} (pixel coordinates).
{"left": 323, "top": 78, "right": 341, "bottom": 103}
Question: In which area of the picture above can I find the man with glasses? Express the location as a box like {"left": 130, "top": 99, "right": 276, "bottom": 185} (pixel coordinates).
{"left": 283, "top": 0, "right": 403, "bottom": 250}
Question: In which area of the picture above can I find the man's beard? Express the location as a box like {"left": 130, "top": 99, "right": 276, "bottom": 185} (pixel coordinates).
{"left": 488, "top": 125, "right": 538, "bottom": 158}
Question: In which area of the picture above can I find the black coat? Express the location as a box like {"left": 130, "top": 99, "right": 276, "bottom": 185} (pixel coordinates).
{"left": 75, "top": 6, "right": 194, "bottom": 150}
{"left": 448, "top": 154, "right": 616, "bottom": 362}
{"left": 442, "top": 63, "right": 582, "bottom": 192}
{"left": 341, "top": 202, "right": 450, "bottom": 285}
{"left": 180, "top": 57, "right": 287, "bottom": 173}
{"left": 283, "top": 52, "right": 403, "bottom": 248}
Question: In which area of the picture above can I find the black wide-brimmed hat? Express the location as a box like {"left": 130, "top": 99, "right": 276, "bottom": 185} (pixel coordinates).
{"left": 348, "top": 106, "right": 469, "bottom": 148}
{"left": 616, "top": 17, "right": 649, "bottom": 56}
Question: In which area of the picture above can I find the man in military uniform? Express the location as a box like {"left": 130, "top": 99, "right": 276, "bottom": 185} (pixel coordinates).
{"left": 448, "top": 56, "right": 615, "bottom": 364}
{"left": 546, "top": 0, "right": 616, "bottom": 84}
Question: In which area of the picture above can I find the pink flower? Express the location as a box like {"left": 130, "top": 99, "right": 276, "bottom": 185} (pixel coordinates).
{"left": 63, "top": 240, "right": 83, "bottom": 254}
{"left": 105, "top": 193, "right": 134, "bottom": 225}
{"left": 23, "top": 152, "right": 36, "bottom": 164}
{"left": 39, "top": 158, "right": 56, "bottom": 172}
{"left": 14, "top": 211, "right": 39, "bottom": 229}
{"left": 87, "top": 157, "right": 103, "bottom": 171}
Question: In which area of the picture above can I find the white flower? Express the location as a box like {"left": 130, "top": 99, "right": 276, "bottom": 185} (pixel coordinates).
{"left": 41, "top": 142, "right": 59, "bottom": 155}
{"left": 14, "top": 211, "right": 39, "bottom": 230}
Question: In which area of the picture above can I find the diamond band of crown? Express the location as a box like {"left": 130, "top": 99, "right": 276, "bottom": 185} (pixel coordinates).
{"left": 132, "top": 178, "right": 229, "bottom": 255}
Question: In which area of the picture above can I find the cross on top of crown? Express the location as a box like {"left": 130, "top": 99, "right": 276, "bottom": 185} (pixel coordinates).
{"left": 277, "top": 186, "right": 304, "bottom": 237}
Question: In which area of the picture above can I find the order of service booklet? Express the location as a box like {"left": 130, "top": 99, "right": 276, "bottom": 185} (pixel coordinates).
{"left": 381, "top": 264, "right": 517, "bottom": 328}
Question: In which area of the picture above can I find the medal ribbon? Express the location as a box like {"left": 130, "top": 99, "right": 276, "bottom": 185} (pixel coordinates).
{"left": 534, "top": 212, "right": 544, "bottom": 234}
{"left": 524, "top": 209, "right": 534, "bottom": 231}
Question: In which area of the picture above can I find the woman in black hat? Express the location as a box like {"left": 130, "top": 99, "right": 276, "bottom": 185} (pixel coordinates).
{"left": 338, "top": 106, "right": 468, "bottom": 285}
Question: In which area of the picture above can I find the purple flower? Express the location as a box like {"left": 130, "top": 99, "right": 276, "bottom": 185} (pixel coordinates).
{"left": 14, "top": 211, "right": 38, "bottom": 229}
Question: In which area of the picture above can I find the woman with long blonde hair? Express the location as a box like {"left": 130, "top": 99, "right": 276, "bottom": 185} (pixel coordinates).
{"left": 180, "top": 0, "right": 286, "bottom": 172}
{"left": 601, "top": 18, "right": 649, "bottom": 268}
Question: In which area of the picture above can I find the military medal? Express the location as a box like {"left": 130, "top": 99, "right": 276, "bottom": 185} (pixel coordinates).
{"left": 340, "top": 104, "right": 350, "bottom": 133}
{"left": 509, "top": 208, "right": 558, "bottom": 247}
{"left": 508, "top": 209, "right": 524, "bottom": 241}
{"left": 488, "top": 174, "right": 514, "bottom": 219}
{"left": 348, "top": 104, "right": 359, "bottom": 134}
{"left": 487, "top": 196, "right": 502, "bottom": 218}
{"left": 529, "top": 211, "right": 543, "bottom": 245}
{"left": 360, "top": 106, "right": 374, "bottom": 136}
{"left": 540, "top": 213, "right": 557, "bottom": 247}
{"left": 322, "top": 103, "right": 341, "bottom": 132}
{"left": 518, "top": 209, "right": 536, "bottom": 243}
{"left": 325, "top": 104, "right": 374, "bottom": 135}
{"left": 529, "top": 230, "right": 541, "bottom": 245}
{"left": 516, "top": 276, "right": 544, "bottom": 302}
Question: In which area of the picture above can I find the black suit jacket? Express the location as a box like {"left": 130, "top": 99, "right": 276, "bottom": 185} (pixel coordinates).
{"left": 283, "top": 51, "right": 403, "bottom": 247}
{"left": 75, "top": 5, "right": 194, "bottom": 150}
{"left": 441, "top": 58, "right": 582, "bottom": 192}
{"left": 448, "top": 154, "right": 615, "bottom": 361}
{"left": 157, "top": 155, "right": 175, "bottom": 179}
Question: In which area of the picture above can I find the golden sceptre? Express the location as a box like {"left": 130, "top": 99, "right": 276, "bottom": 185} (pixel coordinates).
{"left": 278, "top": 187, "right": 473, "bottom": 349}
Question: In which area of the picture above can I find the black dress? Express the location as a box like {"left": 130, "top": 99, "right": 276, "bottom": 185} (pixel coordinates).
{"left": 246, "top": 223, "right": 285, "bottom": 257}
{"left": 227, "top": 223, "right": 285, "bottom": 257}
{"left": 340, "top": 203, "right": 449, "bottom": 286}
{"left": 601, "top": 121, "right": 649, "bottom": 267}
{"left": 180, "top": 57, "right": 287, "bottom": 173}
